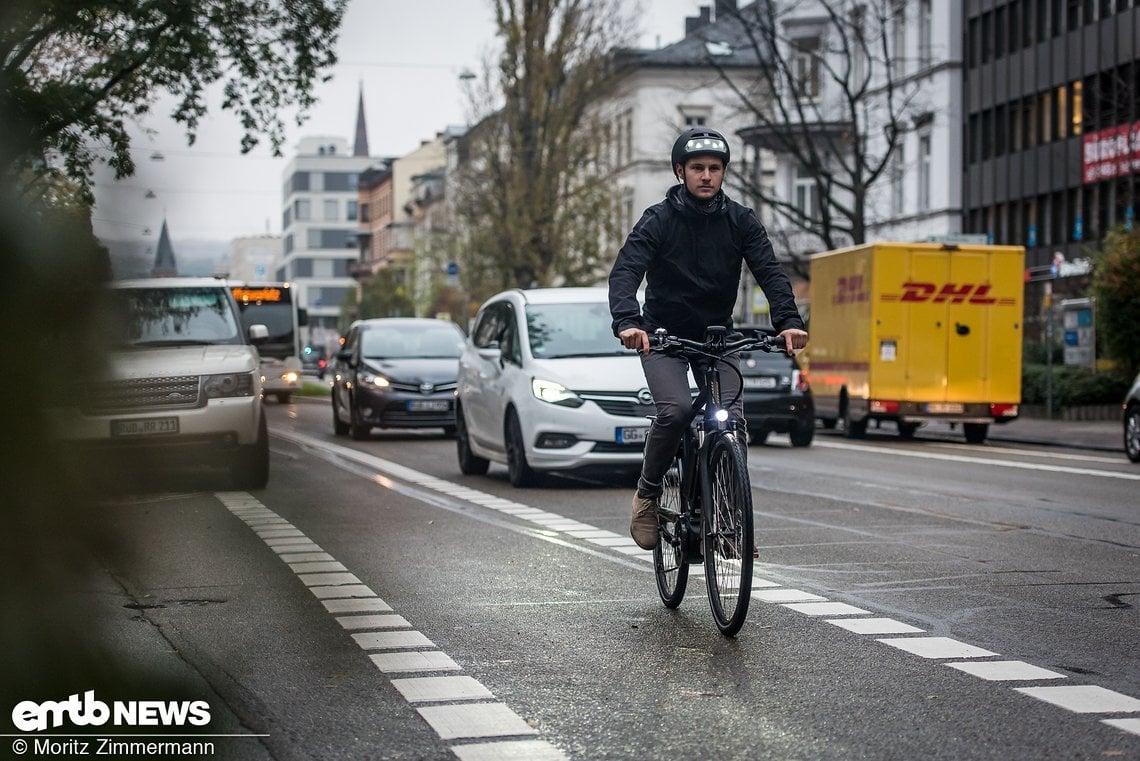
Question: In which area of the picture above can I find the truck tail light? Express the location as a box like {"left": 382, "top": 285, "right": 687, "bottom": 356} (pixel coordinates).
{"left": 991, "top": 403, "right": 1019, "bottom": 417}
{"left": 792, "top": 369, "right": 810, "bottom": 393}
{"left": 870, "top": 399, "right": 899, "bottom": 414}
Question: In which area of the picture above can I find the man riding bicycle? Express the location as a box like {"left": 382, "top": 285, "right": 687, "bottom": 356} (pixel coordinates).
{"left": 608, "top": 127, "right": 808, "bottom": 550}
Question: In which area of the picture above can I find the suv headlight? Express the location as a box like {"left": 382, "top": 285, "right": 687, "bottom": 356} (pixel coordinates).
{"left": 359, "top": 372, "right": 391, "bottom": 389}
{"left": 203, "top": 372, "right": 255, "bottom": 399}
{"left": 532, "top": 378, "right": 583, "bottom": 407}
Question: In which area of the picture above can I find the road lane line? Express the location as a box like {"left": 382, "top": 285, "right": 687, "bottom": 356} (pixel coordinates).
{"left": 877, "top": 637, "right": 998, "bottom": 659}
{"left": 214, "top": 491, "right": 567, "bottom": 759}
{"left": 814, "top": 439, "right": 1140, "bottom": 481}
{"left": 827, "top": 618, "right": 925, "bottom": 635}
{"left": 1015, "top": 685, "right": 1140, "bottom": 713}
{"left": 945, "top": 661, "right": 1066, "bottom": 681}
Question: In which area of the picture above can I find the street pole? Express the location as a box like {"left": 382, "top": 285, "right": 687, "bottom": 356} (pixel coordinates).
{"left": 1044, "top": 281, "right": 1053, "bottom": 419}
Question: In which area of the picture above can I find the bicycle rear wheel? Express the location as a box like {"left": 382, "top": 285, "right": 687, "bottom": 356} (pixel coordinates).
{"left": 703, "top": 433, "right": 754, "bottom": 636}
{"left": 653, "top": 457, "right": 689, "bottom": 608}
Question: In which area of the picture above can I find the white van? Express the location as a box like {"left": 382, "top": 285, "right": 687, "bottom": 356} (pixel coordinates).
{"left": 456, "top": 287, "right": 652, "bottom": 487}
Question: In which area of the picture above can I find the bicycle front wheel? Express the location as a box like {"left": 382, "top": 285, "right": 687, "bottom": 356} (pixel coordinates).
{"left": 703, "top": 433, "right": 754, "bottom": 636}
{"left": 653, "top": 458, "right": 689, "bottom": 608}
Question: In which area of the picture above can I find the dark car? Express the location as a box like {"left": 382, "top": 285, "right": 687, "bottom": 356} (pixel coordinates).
{"left": 331, "top": 318, "right": 466, "bottom": 439}
{"left": 301, "top": 345, "right": 328, "bottom": 379}
{"left": 1125, "top": 372, "right": 1140, "bottom": 463}
{"left": 737, "top": 325, "right": 815, "bottom": 447}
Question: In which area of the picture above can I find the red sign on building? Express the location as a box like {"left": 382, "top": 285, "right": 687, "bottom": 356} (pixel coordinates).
{"left": 1082, "top": 122, "right": 1140, "bottom": 184}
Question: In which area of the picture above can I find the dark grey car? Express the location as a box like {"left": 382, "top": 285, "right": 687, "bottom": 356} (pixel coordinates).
{"left": 330, "top": 318, "right": 466, "bottom": 439}
{"left": 737, "top": 325, "right": 815, "bottom": 447}
{"left": 1125, "top": 372, "right": 1140, "bottom": 463}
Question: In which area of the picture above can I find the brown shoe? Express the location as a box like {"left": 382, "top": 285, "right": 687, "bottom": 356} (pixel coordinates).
{"left": 630, "top": 493, "right": 659, "bottom": 550}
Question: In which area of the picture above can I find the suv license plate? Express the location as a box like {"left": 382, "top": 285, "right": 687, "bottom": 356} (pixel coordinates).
{"left": 407, "top": 400, "right": 450, "bottom": 412}
{"left": 111, "top": 417, "right": 179, "bottom": 436}
{"left": 616, "top": 427, "right": 649, "bottom": 444}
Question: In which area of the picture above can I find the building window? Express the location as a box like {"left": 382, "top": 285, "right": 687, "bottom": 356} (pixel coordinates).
{"left": 347, "top": 200, "right": 358, "bottom": 221}
{"left": 890, "top": 144, "right": 906, "bottom": 215}
{"left": 1055, "top": 85, "right": 1068, "bottom": 139}
{"left": 918, "top": 134, "right": 932, "bottom": 211}
{"left": 892, "top": 1, "right": 907, "bottom": 69}
{"left": 1008, "top": 0, "right": 1021, "bottom": 54}
{"left": 323, "top": 199, "right": 338, "bottom": 221}
{"left": 918, "top": 0, "right": 933, "bottom": 68}
{"left": 1071, "top": 80, "right": 1083, "bottom": 135}
{"left": 1010, "top": 102, "right": 1023, "bottom": 152}
{"left": 684, "top": 115, "right": 706, "bottom": 126}
{"left": 295, "top": 198, "right": 311, "bottom": 221}
{"left": 791, "top": 35, "right": 822, "bottom": 99}
{"left": 793, "top": 163, "right": 820, "bottom": 222}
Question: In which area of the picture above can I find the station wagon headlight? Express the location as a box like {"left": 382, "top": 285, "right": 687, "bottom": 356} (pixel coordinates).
{"left": 532, "top": 378, "right": 583, "bottom": 407}
{"left": 203, "top": 371, "right": 255, "bottom": 399}
{"left": 360, "top": 372, "right": 390, "bottom": 389}
{"left": 282, "top": 371, "right": 300, "bottom": 384}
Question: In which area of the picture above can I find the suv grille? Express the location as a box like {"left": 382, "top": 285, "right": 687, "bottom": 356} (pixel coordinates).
{"left": 83, "top": 376, "right": 201, "bottom": 413}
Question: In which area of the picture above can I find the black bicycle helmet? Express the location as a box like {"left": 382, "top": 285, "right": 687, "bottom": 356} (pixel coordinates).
{"left": 671, "top": 127, "right": 731, "bottom": 173}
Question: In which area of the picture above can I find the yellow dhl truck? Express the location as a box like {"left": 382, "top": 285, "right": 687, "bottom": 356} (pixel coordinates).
{"left": 803, "top": 242, "right": 1024, "bottom": 444}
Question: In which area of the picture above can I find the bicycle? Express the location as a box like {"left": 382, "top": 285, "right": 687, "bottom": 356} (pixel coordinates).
{"left": 648, "top": 325, "right": 787, "bottom": 636}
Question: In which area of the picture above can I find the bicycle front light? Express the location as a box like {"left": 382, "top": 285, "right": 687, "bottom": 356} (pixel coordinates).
{"left": 714, "top": 409, "right": 729, "bottom": 422}
{"left": 531, "top": 378, "right": 583, "bottom": 407}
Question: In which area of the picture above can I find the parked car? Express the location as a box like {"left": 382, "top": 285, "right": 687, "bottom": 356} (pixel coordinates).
{"left": 456, "top": 287, "right": 653, "bottom": 487}
{"left": 46, "top": 278, "right": 270, "bottom": 488}
{"left": 330, "top": 318, "right": 466, "bottom": 439}
{"left": 1125, "top": 372, "right": 1140, "bottom": 463}
{"left": 736, "top": 324, "right": 815, "bottom": 447}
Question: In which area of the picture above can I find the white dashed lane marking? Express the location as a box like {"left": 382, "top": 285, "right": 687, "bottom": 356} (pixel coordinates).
{"left": 214, "top": 492, "right": 567, "bottom": 761}
{"left": 270, "top": 429, "right": 1140, "bottom": 743}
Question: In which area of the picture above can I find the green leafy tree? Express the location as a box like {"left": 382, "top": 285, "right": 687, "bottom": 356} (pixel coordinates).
{"left": 453, "top": 0, "right": 633, "bottom": 298}
{"left": 354, "top": 269, "right": 415, "bottom": 322}
{"left": 1092, "top": 225, "right": 1140, "bottom": 378}
{"left": 1, "top": 0, "right": 347, "bottom": 203}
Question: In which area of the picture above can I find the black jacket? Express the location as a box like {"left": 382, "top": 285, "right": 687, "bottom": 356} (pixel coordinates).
{"left": 608, "top": 185, "right": 804, "bottom": 341}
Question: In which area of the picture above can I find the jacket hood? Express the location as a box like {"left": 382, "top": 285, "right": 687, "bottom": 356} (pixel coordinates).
{"left": 666, "top": 183, "right": 727, "bottom": 217}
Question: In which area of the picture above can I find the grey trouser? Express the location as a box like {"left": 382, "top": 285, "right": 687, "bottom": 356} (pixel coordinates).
{"left": 637, "top": 349, "right": 743, "bottom": 497}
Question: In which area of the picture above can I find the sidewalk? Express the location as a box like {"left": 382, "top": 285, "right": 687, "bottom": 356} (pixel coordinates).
{"left": 919, "top": 415, "right": 1124, "bottom": 453}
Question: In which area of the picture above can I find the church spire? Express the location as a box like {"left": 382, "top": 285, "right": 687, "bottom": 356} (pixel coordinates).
{"left": 353, "top": 82, "right": 370, "bottom": 157}
{"left": 151, "top": 218, "right": 178, "bottom": 277}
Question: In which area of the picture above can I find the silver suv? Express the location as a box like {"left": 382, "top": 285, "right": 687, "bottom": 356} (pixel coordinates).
{"left": 48, "top": 278, "right": 271, "bottom": 488}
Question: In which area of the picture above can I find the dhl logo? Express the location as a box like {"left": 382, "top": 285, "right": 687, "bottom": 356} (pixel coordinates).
{"left": 881, "top": 282, "right": 1017, "bottom": 305}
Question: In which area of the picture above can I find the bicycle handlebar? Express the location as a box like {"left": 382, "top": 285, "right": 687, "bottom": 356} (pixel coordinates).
{"left": 648, "top": 329, "right": 787, "bottom": 357}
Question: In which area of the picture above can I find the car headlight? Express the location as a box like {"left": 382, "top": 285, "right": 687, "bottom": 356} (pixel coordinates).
{"left": 359, "top": 372, "right": 391, "bottom": 389}
{"left": 281, "top": 371, "right": 300, "bottom": 383}
{"left": 203, "top": 372, "right": 255, "bottom": 399}
{"left": 532, "top": 378, "right": 583, "bottom": 407}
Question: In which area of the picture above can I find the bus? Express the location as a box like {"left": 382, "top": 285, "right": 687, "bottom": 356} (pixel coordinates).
{"left": 231, "top": 283, "right": 307, "bottom": 403}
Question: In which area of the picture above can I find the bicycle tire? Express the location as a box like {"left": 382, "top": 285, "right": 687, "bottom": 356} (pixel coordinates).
{"left": 653, "top": 458, "right": 689, "bottom": 608}
{"left": 703, "top": 433, "right": 754, "bottom": 636}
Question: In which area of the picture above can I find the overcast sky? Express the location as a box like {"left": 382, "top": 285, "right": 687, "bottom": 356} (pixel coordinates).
{"left": 91, "top": 0, "right": 706, "bottom": 250}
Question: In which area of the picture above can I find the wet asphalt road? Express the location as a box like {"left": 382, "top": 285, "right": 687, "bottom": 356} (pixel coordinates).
{"left": 53, "top": 398, "right": 1140, "bottom": 760}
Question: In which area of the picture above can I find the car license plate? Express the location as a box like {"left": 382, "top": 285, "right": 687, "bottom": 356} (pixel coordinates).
{"left": 743, "top": 376, "right": 778, "bottom": 389}
{"left": 926, "top": 402, "right": 965, "bottom": 414}
{"left": 407, "top": 400, "right": 450, "bottom": 412}
{"left": 616, "top": 427, "right": 649, "bottom": 444}
{"left": 110, "top": 417, "right": 179, "bottom": 436}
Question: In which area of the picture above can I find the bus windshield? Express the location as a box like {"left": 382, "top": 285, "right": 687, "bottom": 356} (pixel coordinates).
{"left": 232, "top": 285, "right": 298, "bottom": 360}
